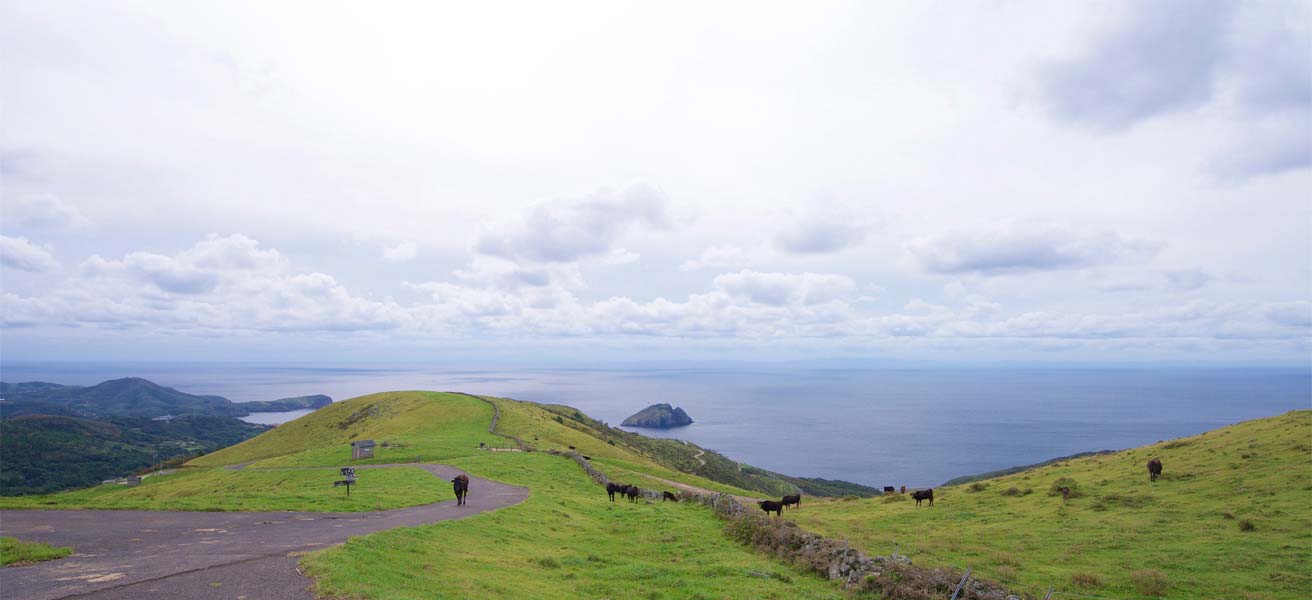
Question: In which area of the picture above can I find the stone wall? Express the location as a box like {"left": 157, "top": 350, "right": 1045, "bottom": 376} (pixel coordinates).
{"left": 564, "top": 451, "right": 1024, "bottom": 599}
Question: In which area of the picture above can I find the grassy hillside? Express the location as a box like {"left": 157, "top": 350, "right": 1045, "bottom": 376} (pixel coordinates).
{"left": 787, "top": 410, "right": 1312, "bottom": 599}
{"left": 493, "top": 397, "right": 878, "bottom": 498}
{"left": 303, "top": 452, "right": 847, "bottom": 600}
{"left": 0, "top": 466, "right": 447, "bottom": 512}
{"left": 189, "top": 391, "right": 503, "bottom": 468}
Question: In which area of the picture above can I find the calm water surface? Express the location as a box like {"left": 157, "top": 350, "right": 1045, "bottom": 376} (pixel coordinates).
{"left": 3, "top": 362, "right": 1307, "bottom": 487}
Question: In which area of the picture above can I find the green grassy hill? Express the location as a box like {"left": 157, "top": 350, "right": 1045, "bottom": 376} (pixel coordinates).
{"left": 787, "top": 410, "right": 1312, "bottom": 599}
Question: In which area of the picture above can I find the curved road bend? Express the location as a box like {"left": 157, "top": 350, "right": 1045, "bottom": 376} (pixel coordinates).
{"left": 0, "top": 464, "right": 528, "bottom": 600}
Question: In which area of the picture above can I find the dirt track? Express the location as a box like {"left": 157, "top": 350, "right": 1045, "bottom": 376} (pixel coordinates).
{"left": 0, "top": 464, "right": 528, "bottom": 600}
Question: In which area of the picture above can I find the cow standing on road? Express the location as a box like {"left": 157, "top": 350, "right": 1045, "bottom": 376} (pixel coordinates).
{"left": 452, "top": 474, "right": 470, "bottom": 506}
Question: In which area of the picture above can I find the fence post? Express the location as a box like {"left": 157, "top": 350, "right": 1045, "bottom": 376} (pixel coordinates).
{"left": 1043, "top": 587, "right": 1054, "bottom": 600}
{"left": 949, "top": 568, "right": 971, "bottom": 600}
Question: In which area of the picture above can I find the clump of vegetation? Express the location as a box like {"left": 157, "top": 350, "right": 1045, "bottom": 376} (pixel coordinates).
{"left": 1162, "top": 440, "right": 1192, "bottom": 449}
{"left": 994, "top": 565, "right": 1018, "bottom": 582}
{"left": 999, "top": 486, "right": 1021, "bottom": 496}
{"left": 1239, "top": 519, "right": 1257, "bottom": 532}
{"left": 881, "top": 493, "right": 906, "bottom": 503}
{"left": 1047, "top": 477, "right": 1083, "bottom": 498}
{"left": 0, "top": 537, "right": 72, "bottom": 566}
{"left": 532, "top": 556, "right": 561, "bottom": 569}
{"left": 1221, "top": 510, "right": 1236, "bottom": 519}
{"left": 1130, "top": 569, "right": 1169, "bottom": 596}
{"left": 991, "top": 551, "right": 1019, "bottom": 567}
{"left": 967, "top": 482, "right": 988, "bottom": 493}
{"left": 1070, "top": 571, "right": 1102, "bottom": 588}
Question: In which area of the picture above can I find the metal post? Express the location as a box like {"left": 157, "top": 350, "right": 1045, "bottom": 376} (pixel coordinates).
{"left": 1043, "top": 587, "right": 1054, "bottom": 600}
{"left": 949, "top": 568, "right": 971, "bottom": 600}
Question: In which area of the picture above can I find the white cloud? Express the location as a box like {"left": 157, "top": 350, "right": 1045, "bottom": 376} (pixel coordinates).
{"left": 23, "top": 234, "right": 402, "bottom": 332}
{"left": 0, "top": 235, "right": 59, "bottom": 272}
{"left": 680, "top": 245, "right": 751, "bottom": 271}
{"left": 381, "top": 241, "right": 418, "bottom": 262}
{"left": 2, "top": 194, "right": 91, "bottom": 230}
{"left": 475, "top": 185, "right": 668, "bottom": 264}
{"left": 774, "top": 219, "right": 869, "bottom": 254}
{"left": 713, "top": 270, "right": 857, "bottom": 307}
{"left": 907, "top": 223, "right": 1159, "bottom": 275}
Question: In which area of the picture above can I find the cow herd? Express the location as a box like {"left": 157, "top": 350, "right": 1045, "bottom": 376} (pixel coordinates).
{"left": 593, "top": 457, "right": 1167, "bottom": 515}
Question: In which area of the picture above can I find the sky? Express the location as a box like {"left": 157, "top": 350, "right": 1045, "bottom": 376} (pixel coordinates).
{"left": 1, "top": 0, "right": 1309, "bottom": 366}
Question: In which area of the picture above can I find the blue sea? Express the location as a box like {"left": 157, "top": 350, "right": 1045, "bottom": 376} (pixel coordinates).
{"left": 2, "top": 362, "right": 1307, "bottom": 488}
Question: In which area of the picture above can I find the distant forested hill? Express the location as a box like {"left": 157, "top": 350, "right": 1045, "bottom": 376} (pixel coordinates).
{"left": 0, "top": 414, "right": 267, "bottom": 495}
{"left": 0, "top": 377, "right": 331, "bottom": 418}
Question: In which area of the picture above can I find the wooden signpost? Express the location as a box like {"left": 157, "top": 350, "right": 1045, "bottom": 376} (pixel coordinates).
{"left": 334, "top": 467, "right": 357, "bottom": 496}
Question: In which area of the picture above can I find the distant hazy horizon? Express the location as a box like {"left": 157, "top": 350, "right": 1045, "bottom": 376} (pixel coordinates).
{"left": 4, "top": 360, "right": 1306, "bottom": 488}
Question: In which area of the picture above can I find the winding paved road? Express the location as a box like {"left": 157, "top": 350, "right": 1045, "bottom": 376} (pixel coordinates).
{"left": 0, "top": 464, "right": 528, "bottom": 600}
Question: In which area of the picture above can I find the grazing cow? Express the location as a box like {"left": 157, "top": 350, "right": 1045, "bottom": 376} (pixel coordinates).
{"left": 663, "top": 490, "right": 679, "bottom": 502}
{"left": 911, "top": 488, "right": 934, "bottom": 507}
{"left": 1058, "top": 486, "right": 1071, "bottom": 501}
{"left": 900, "top": 486, "right": 906, "bottom": 494}
{"left": 758, "top": 500, "right": 784, "bottom": 516}
{"left": 606, "top": 482, "right": 625, "bottom": 502}
{"left": 452, "top": 474, "right": 470, "bottom": 506}
{"left": 1147, "top": 458, "right": 1163, "bottom": 482}
{"left": 883, "top": 486, "right": 896, "bottom": 494}
{"left": 781, "top": 494, "right": 801, "bottom": 510}
{"left": 625, "top": 485, "right": 641, "bottom": 502}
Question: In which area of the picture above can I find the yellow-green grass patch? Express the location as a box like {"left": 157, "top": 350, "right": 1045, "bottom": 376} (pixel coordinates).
{"left": 790, "top": 410, "right": 1312, "bottom": 599}
{"left": 190, "top": 391, "right": 504, "bottom": 468}
{"left": 303, "top": 452, "right": 846, "bottom": 600}
{"left": 0, "top": 466, "right": 449, "bottom": 512}
{"left": 0, "top": 537, "right": 72, "bottom": 566}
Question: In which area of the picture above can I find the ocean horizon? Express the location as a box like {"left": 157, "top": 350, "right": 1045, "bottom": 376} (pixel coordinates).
{"left": 2, "top": 361, "right": 1307, "bottom": 488}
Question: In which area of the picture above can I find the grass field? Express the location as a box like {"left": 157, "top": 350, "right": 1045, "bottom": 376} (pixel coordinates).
{"left": 786, "top": 410, "right": 1312, "bottom": 599}
{"left": 0, "top": 466, "right": 448, "bottom": 512}
{"left": 189, "top": 391, "right": 503, "bottom": 468}
{"left": 302, "top": 452, "right": 847, "bottom": 600}
{"left": 0, "top": 536, "right": 73, "bottom": 566}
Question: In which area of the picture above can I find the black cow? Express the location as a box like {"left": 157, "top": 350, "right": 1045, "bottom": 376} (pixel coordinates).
{"left": 781, "top": 494, "right": 801, "bottom": 510}
{"left": 662, "top": 490, "right": 679, "bottom": 502}
{"left": 606, "top": 482, "right": 625, "bottom": 502}
{"left": 883, "top": 486, "right": 896, "bottom": 494}
{"left": 1147, "top": 458, "right": 1163, "bottom": 482}
{"left": 911, "top": 488, "right": 934, "bottom": 507}
{"left": 758, "top": 500, "right": 784, "bottom": 516}
{"left": 452, "top": 474, "right": 470, "bottom": 506}
{"left": 900, "top": 486, "right": 906, "bottom": 494}
{"left": 625, "top": 485, "right": 641, "bottom": 502}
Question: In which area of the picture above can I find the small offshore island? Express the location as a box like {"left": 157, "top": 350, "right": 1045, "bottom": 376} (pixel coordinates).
{"left": 621, "top": 403, "right": 693, "bottom": 428}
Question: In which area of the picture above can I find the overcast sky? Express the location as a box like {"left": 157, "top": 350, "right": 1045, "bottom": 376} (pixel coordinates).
{"left": 1, "top": 0, "right": 1309, "bottom": 365}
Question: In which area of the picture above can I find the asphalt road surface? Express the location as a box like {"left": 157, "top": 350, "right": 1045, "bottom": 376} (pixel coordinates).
{"left": 0, "top": 464, "right": 528, "bottom": 600}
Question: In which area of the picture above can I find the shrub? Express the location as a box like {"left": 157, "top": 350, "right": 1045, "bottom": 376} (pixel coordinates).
{"left": 1130, "top": 569, "right": 1169, "bottom": 596}
{"left": 1239, "top": 519, "right": 1257, "bottom": 532}
{"left": 1000, "top": 487, "right": 1021, "bottom": 496}
{"left": 1070, "top": 572, "right": 1102, "bottom": 588}
{"left": 967, "top": 482, "right": 988, "bottom": 493}
{"left": 1048, "top": 477, "right": 1083, "bottom": 498}
{"left": 533, "top": 556, "right": 561, "bottom": 569}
